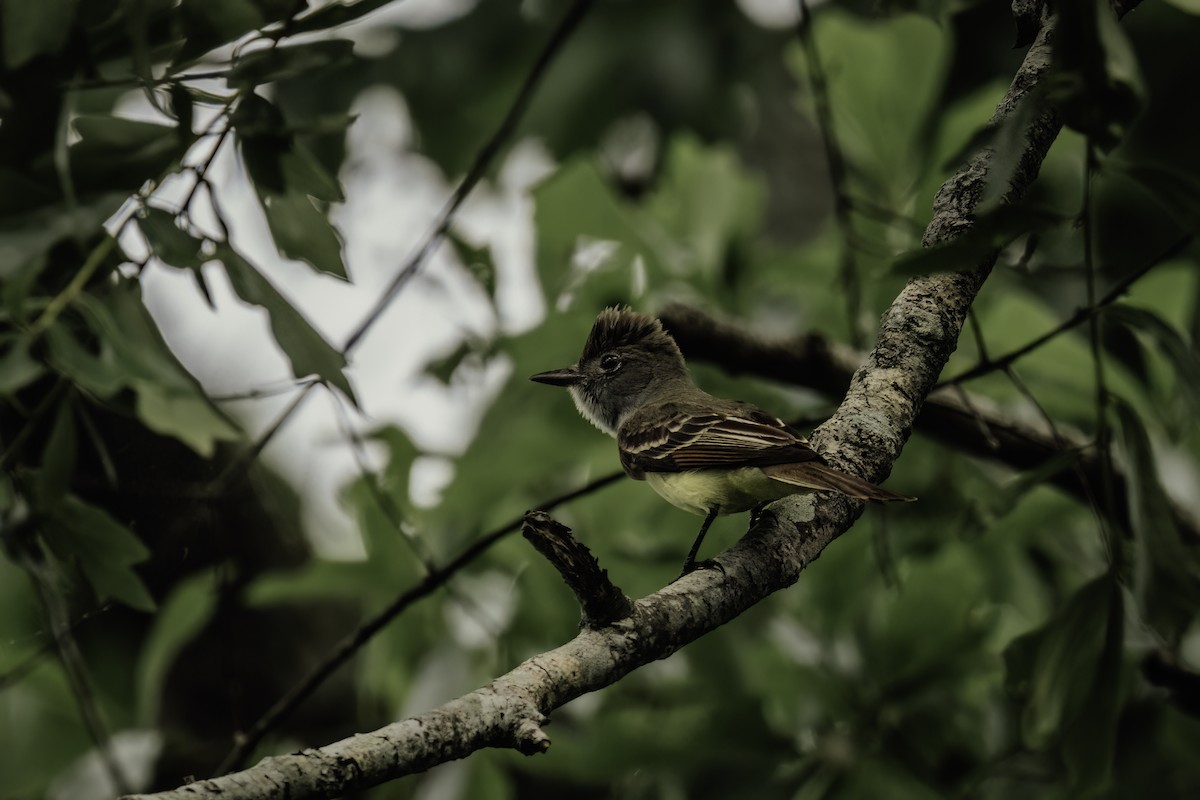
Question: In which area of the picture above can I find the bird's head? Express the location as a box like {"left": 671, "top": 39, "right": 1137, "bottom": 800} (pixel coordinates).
{"left": 530, "top": 307, "right": 688, "bottom": 435}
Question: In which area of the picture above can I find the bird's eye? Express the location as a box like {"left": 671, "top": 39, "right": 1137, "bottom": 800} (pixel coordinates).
{"left": 600, "top": 352, "right": 621, "bottom": 371}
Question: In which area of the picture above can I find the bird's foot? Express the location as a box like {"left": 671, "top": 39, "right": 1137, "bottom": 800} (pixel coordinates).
{"left": 748, "top": 502, "right": 770, "bottom": 529}
{"left": 677, "top": 557, "right": 726, "bottom": 580}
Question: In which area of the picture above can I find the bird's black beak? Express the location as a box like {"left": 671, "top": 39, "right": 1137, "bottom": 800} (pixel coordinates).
{"left": 530, "top": 366, "right": 581, "bottom": 387}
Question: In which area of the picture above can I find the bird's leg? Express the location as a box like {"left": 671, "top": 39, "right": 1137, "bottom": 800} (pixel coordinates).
{"left": 748, "top": 501, "right": 769, "bottom": 529}
{"left": 680, "top": 506, "right": 723, "bottom": 576}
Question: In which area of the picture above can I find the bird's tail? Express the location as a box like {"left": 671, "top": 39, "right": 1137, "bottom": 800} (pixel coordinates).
{"left": 762, "top": 462, "right": 916, "bottom": 503}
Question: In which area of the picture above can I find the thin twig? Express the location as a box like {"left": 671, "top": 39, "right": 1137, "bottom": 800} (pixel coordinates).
{"left": 21, "top": 548, "right": 133, "bottom": 795}
{"left": 212, "top": 378, "right": 321, "bottom": 403}
{"left": 0, "top": 600, "right": 115, "bottom": 692}
{"left": 796, "top": 0, "right": 864, "bottom": 348}
{"left": 24, "top": 237, "right": 118, "bottom": 340}
{"left": 66, "top": 70, "right": 234, "bottom": 91}
{"left": 1082, "top": 140, "right": 1122, "bottom": 561}
{"left": 341, "top": 0, "right": 597, "bottom": 354}
{"left": 212, "top": 468, "right": 624, "bottom": 776}
{"left": 208, "top": 0, "right": 597, "bottom": 511}
{"left": 967, "top": 307, "right": 991, "bottom": 363}
{"left": 0, "top": 378, "right": 69, "bottom": 471}
{"left": 329, "top": 398, "right": 433, "bottom": 567}
{"left": 1000, "top": 364, "right": 1107, "bottom": 538}
{"left": 209, "top": 382, "right": 319, "bottom": 494}
{"left": 950, "top": 383, "right": 1001, "bottom": 450}
{"left": 937, "top": 232, "right": 1193, "bottom": 388}
{"left": 180, "top": 111, "right": 236, "bottom": 222}
{"left": 328, "top": 394, "right": 500, "bottom": 638}
{"left": 847, "top": 194, "right": 926, "bottom": 234}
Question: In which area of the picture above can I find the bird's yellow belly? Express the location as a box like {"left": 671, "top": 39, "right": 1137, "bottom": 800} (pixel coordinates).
{"left": 644, "top": 468, "right": 800, "bottom": 516}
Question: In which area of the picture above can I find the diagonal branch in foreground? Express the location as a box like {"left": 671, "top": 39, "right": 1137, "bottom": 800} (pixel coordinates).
{"left": 121, "top": 14, "right": 1064, "bottom": 800}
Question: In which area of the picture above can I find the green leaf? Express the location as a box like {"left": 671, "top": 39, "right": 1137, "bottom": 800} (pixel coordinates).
{"left": 37, "top": 399, "right": 77, "bottom": 506}
{"left": 893, "top": 205, "right": 1069, "bottom": 275}
{"left": 168, "top": 83, "right": 195, "bottom": 140}
{"left": 245, "top": 560, "right": 377, "bottom": 606}
{"left": 1113, "top": 397, "right": 1200, "bottom": 643}
{"left": 185, "top": 85, "right": 237, "bottom": 107}
{"left": 44, "top": 322, "right": 125, "bottom": 398}
{"left": 79, "top": 557, "right": 157, "bottom": 612}
{"left": 44, "top": 495, "right": 155, "bottom": 611}
{"left": 176, "top": 0, "right": 265, "bottom": 64}
{"left": 72, "top": 115, "right": 178, "bottom": 150}
{"left": 1005, "top": 574, "right": 1115, "bottom": 747}
{"left": 285, "top": 0, "right": 395, "bottom": 36}
{"left": 2, "top": 253, "right": 44, "bottom": 321}
{"left": 1104, "top": 304, "right": 1200, "bottom": 425}
{"left": 230, "top": 39, "right": 356, "bottom": 88}
{"left": 138, "top": 207, "right": 203, "bottom": 268}
{"left": 218, "top": 245, "right": 355, "bottom": 402}
{"left": 233, "top": 93, "right": 347, "bottom": 202}
{"left": 69, "top": 116, "right": 184, "bottom": 193}
{"left": 787, "top": 11, "right": 950, "bottom": 204}
{"left": 0, "top": 335, "right": 44, "bottom": 395}
{"left": 230, "top": 90, "right": 284, "bottom": 138}
{"left": 124, "top": 0, "right": 156, "bottom": 98}
{"left": 1, "top": 0, "right": 77, "bottom": 69}
{"left": 364, "top": 425, "right": 420, "bottom": 509}
{"left": 258, "top": 189, "right": 347, "bottom": 278}
{"left": 281, "top": 143, "right": 344, "bottom": 203}
{"left": 644, "top": 137, "right": 764, "bottom": 281}
{"left": 969, "top": 448, "right": 1082, "bottom": 531}
{"left": 1103, "top": 158, "right": 1200, "bottom": 231}
{"left": 448, "top": 230, "right": 496, "bottom": 299}
{"left": 138, "top": 206, "right": 215, "bottom": 306}
{"left": 135, "top": 571, "right": 218, "bottom": 723}
{"left": 1048, "top": 0, "right": 1144, "bottom": 150}
{"left": 234, "top": 94, "right": 290, "bottom": 194}
{"left": 533, "top": 158, "right": 664, "bottom": 306}
{"left": 1163, "top": 0, "right": 1200, "bottom": 13}
{"left": 75, "top": 401, "right": 118, "bottom": 487}
{"left": 1061, "top": 586, "right": 1124, "bottom": 792}
{"left": 425, "top": 341, "right": 477, "bottom": 385}
{"left": 73, "top": 283, "right": 241, "bottom": 456}
{"left": 0, "top": 192, "right": 127, "bottom": 280}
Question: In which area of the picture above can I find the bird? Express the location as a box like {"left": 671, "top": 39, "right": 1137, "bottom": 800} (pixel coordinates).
{"left": 530, "top": 307, "right": 914, "bottom": 575}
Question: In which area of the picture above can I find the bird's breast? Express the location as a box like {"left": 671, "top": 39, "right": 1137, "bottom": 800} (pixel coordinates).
{"left": 644, "top": 468, "right": 800, "bottom": 516}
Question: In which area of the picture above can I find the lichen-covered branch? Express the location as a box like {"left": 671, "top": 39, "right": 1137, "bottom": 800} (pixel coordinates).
{"left": 522, "top": 511, "right": 634, "bottom": 628}
{"left": 123, "top": 15, "right": 1064, "bottom": 800}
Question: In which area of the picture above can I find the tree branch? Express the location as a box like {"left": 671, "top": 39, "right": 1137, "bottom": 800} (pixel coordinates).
{"left": 209, "top": 470, "right": 623, "bottom": 776}
{"left": 124, "top": 13, "right": 1065, "bottom": 800}
{"left": 522, "top": 511, "right": 634, "bottom": 628}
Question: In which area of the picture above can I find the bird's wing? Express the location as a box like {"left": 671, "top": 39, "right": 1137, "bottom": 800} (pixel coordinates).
{"left": 618, "top": 403, "right": 823, "bottom": 476}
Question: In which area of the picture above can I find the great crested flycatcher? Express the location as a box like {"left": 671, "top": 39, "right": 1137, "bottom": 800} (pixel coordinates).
{"left": 531, "top": 307, "right": 914, "bottom": 574}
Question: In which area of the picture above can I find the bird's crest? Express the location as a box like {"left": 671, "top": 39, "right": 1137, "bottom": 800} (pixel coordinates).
{"left": 581, "top": 307, "right": 681, "bottom": 362}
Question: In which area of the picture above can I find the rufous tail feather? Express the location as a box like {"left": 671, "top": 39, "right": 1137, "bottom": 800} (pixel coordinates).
{"left": 762, "top": 462, "right": 915, "bottom": 503}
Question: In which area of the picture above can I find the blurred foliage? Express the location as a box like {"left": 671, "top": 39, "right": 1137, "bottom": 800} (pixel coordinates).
{"left": 2, "top": 1, "right": 1200, "bottom": 799}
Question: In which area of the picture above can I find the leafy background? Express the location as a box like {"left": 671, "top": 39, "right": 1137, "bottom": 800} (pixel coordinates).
{"left": 2, "top": 0, "right": 1200, "bottom": 798}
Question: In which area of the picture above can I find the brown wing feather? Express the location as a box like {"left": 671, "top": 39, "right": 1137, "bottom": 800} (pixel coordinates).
{"left": 619, "top": 403, "right": 824, "bottom": 476}
{"left": 762, "top": 462, "right": 916, "bottom": 503}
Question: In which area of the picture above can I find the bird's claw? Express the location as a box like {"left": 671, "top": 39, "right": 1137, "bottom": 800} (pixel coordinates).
{"left": 677, "top": 558, "right": 725, "bottom": 580}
